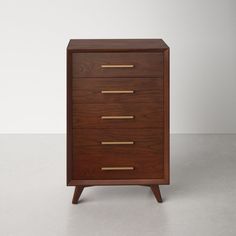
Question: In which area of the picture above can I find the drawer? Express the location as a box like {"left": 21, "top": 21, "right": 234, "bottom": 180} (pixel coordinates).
{"left": 73, "top": 128, "right": 163, "bottom": 155}
{"left": 72, "top": 77, "right": 163, "bottom": 104}
{"left": 72, "top": 103, "right": 163, "bottom": 129}
{"left": 72, "top": 155, "right": 164, "bottom": 180}
{"left": 73, "top": 129, "right": 163, "bottom": 179}
{"left": 72, "top": 52, "right": 163, "bottom": 78}
{"left": 72, "top": 129, "right": 164, "bottom": 179}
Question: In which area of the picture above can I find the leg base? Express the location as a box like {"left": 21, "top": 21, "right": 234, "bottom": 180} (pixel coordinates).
{"left": 71, "top": 185, "right": 163, "bottom": 204}
{"left": 150, "top": 185, "right": 163, "bottom": 203}
{"left": 72, "top": 186, "right": 84, "bottom": 204}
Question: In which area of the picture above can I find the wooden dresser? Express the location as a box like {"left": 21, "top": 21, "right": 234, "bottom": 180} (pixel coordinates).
{"left": 67, "top": 39, "right": 169, "bottom": 204}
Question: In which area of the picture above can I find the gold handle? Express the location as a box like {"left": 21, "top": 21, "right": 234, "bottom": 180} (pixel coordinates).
{"left": 101, "top": 167, "right": 134, "bottom": 171}
{"left": 101, "top": 116, "right": 134, "bottom": 120}
{"left": 101, "top": 90, "right": 134, "bottom": 94}
{"left": 101, "top": 64, "right": 134, "bottom": 68}
{"left": 101, "top": 141, "right": 134, "bottom": 145}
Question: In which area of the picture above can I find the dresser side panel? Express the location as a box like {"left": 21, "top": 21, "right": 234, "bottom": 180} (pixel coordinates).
{"left": 67, "top": 50, "right": 73, "bottom": 185}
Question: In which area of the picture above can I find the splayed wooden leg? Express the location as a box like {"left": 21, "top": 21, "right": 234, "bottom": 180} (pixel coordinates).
{"left": 72, "top": 186, "right": 84, "bottom": 204}
{"left": 150, "top": 185, "right": 163, "bottom": 203}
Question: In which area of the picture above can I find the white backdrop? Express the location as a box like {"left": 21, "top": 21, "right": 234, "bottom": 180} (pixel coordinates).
{"left": 0, "top": 0, "right": 235, "bottom": 133}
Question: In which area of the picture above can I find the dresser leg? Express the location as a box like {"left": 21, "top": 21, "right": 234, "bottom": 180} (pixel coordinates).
{"left": 150, "top": 185, "right": 163, "bottom": 203}
{"left": 72, "top": 186, "right": 84, "bottom": 204}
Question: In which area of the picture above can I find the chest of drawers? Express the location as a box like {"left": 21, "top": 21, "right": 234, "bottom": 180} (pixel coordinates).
{"left": 67, "top": 39, "right": 169, "bottom": 204}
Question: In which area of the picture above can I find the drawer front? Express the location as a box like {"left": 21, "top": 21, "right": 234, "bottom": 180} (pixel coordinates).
{"left": 72, "top": 129, "right": 164, "bottom": 179}
{"left": 72, "top": 77, "right": 163, "bottom": 104}
{"left": 72, "top": 103, "right": 163, "bottom": 129}
{"left": 73, "top": 155, "right": 164, "bottom": 179}
{"left": 73, "top": 128, "right": 163, "bottom": 155}
{"left": 72, "top": 52, "right": 163, "bottom": 78}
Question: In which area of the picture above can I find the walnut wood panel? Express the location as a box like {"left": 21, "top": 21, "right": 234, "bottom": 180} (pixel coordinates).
{"left": 67, "top": 50, "right": 73, "bottom": 184}
{"left": 72, "top": 154, "right": 164, "bottom": 180}
{"left": 72, "top": 103, "right": 163, "bottom": 129}
{"left": 72, "top": 128, "right": 163, "bottom": 157}
{"left": 72, "top": 52, "right": 163, "bottom": 78}
{"left": 68, "top": 179, "right": 167, "bottom": 186}
{"left": 163, "top": 48, "right": 170, "bottom": 184}
{"left": 72, "top": 77, "right": 163, "bottom": 104}
{"left": 68, "top": 39, "right": 169, "bottom": 51}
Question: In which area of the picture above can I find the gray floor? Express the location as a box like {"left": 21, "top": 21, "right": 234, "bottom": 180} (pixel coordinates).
{"left": 0, "top": 134, "right": 236, "bottom": 236}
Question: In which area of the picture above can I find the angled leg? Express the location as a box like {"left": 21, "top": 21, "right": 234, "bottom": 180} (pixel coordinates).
{"left": 72, "top": 186, "right": 84, "bottom": 204}
{"left": 150, "top": 185, "right": 163, "bottom": 203}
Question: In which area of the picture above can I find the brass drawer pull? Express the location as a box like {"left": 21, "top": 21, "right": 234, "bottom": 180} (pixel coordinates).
{"left": 101, "top": 141, "right": 134, "bottom": 145}
{"left": 101, "top": 167, "right": 134, "bottom": 171}
{"left": 101, "top": 64, "right": 134, "bottom": 68}
{"left": 101, "top": 116, "right": 134, "bottom": 120}
{"left": 101, "top": 90, "right": 134, "bottom": 94}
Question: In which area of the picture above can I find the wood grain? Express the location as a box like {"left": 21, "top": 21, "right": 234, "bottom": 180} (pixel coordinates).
{"left": 72, "top": 154, "right": 164, "bottom": 180}
{"left": 68, "top": 179, "right": 168, "bottom": 186}
{"left": 72, "top": 103, "right": 163, "bottom": 129}
{"left": 67, "top": 50, "right": 73, "bottom": 185}
{"left": 72, "top": 128, "right": 163, "bottom": 157}
{"left": 72, "top": 77, "right": 163, "bottom": 104}
{"left": 72, "top": 52, "right": 163, "bottom": 78}
{"left": 163, "top": 49, "right": 170, "bottom": 184}
{"left": 67, "top": 39, "right": 169, "bottom": 51}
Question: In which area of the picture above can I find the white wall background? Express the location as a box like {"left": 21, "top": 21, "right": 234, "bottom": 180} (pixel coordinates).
{"left": 0, "top": 0, "right": 235, "bottom": 133}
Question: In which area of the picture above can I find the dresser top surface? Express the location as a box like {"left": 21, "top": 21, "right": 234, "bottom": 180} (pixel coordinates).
{"left": 67, "top": 39, "right": 169, "bottom": 51}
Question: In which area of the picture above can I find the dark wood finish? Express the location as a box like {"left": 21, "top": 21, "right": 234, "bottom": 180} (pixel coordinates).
{"left": 72, "top": 77, "right": 163, "bottom": 104}
{"left": 67, "top": 50, "right": 73, "bottom": 185}
{"left": 73, "top": 52, "right": 163, "bottom": 78}
{"left": 163, "top": 48, "right": 170, "bottom": 184}
{"left": 72, "top": 129, "right": 163, "bottom": 180}
{"left": 72, "top": 155, "right": 163, "bottom": 180}
{"left": 68, "top": 179, "right": 167, "bottom": 186}
{"left": 72, "top": 184, "right": 162, "bottom": 204}
{"left": 150, "top": 185, "right": 163, "bottom": 203}
{"left": 72, "top": 186, "right": 84, "bottom": 204}
{"left": 68, "top": 39, "right": 169, "bottom": 51}
{"left": 67, "top": 39, "right": 170, "bottom": 204}
{"left": 73, "top": 128, "right": 163, "bottom": 146}
{"left": 72, "top": 129, "right": 163, "bottom": 174}
{"left": 72, "top": 103, "right": 163, "bottom": 129}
